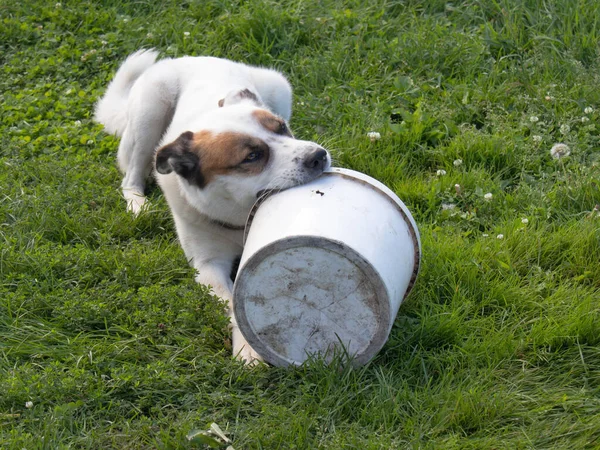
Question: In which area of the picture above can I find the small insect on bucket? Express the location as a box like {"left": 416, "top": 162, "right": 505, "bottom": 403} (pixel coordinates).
{"left": 233, "top": 168, "right": 421, "bottom": 367}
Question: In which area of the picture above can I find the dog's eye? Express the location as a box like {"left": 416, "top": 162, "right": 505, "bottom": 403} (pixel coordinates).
{"left": 243, "top": 151, "right": 263, "bottom": 163}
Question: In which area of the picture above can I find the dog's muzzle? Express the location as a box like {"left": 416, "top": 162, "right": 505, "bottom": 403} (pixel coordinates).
{"left": 303, "top": 148, "right": 329, "bottom": 172}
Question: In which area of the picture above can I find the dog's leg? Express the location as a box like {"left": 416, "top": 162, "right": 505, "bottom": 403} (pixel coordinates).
{"left": 169, "top": 220, "right": 261, "bottom": 363}
{"left": 201, "top": 266, "right": 264, "bottom": 365}
{"left": 118, "top": 127, "right": 152, "bottom": 214}
{"left": 193, "top": 259, "right": 264, "bottom": 365}
{"left": 119, "top": 89, "right": 175, "bottom": 214}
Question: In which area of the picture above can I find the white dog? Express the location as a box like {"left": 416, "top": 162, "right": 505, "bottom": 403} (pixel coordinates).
{"left": 95, "top": 50, "right": 330, "bottom": 363}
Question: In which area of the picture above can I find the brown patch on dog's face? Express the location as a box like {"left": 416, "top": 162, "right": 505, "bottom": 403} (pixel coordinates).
{"left": 192, "top": 130, "right": 270, "bottom": 184}
{"left": 252, "top": 110, "right": 294, "bottom": 137}
{"left": 156, "top": 130, "right": 271, "bottom": 188}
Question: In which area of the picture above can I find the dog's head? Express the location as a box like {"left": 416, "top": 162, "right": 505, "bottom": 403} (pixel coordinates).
{"left": 155, "top": 90, "right": 330, "bottom": 223}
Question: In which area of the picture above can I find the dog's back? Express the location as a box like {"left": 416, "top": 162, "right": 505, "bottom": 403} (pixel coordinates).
{"left": 96, "top": 51, "right": 292, "bottom": 142}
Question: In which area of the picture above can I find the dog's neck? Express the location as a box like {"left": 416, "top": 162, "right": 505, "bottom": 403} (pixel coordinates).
{"left": 202, "top": 214, "right": 245, "bottom": 231}
{"left": 178, "top": 177, "right": 254, "bottom": 229}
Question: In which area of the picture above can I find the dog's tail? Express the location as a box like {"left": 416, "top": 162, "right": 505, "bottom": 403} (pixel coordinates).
{"left": 94, "top": 49, "right": 159, "bottom": 136}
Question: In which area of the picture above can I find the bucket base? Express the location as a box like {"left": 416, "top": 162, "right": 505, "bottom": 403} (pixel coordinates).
{"left": 233, "top": 236, "right": 390, "bottom": 367}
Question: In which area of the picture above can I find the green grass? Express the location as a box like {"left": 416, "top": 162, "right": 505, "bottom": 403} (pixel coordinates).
{"left": 1, "top": 0, "right": 599, "bottom": 448}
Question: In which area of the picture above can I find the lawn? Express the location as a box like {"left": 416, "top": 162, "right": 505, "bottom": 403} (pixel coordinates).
{"left": 1, "top": 0, "right": 599, "bottom": 448}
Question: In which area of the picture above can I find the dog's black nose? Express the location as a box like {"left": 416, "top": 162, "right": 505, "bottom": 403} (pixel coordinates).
{"left": 303, "top": 148, "right": 328, "bottom": 171}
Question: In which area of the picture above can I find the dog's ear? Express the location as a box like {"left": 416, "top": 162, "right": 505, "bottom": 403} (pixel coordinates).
{"left": 155, "top": 131, "right": 204, "bottom": 186}
{"left": 218, "top": 88, "right": 262, "bottom": 108}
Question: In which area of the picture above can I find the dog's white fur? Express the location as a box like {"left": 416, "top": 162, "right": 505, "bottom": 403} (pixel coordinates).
{"left": 95, "top": 50, "right": 330, "bottom": 363}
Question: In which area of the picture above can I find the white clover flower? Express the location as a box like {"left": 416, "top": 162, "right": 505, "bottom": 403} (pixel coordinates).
{"left": 146, "top": 32, "right": 153, "bottom": 38}
{"left": 80, "top": 49, "right": 97, "bottom": 62}
{"left": 497, "top": 234, "right": 504, "bottom": 240}
{"left": 550, "top": 143, "right": 571, "bottom": 159}
{"left": 100, "top": 40, "right": 108, "bottom": 46}
{"left": 436, "top": 169, "right": 447, "bottom": 176}
{"left": 74, "top": 120, "right": 82, "bottom": 126}
{"left": 545, "top": 95, "right": 553, "bottom": 101}
{"left": 532, "top": 135, "right": 542, "bottom": 143}
{"left": 521, "top": 218, "right": 529, "bottom": 224}
{"left": 529, "top": 116, "right": 539, "bottom": 123}
{"left": 55, "top": 2, "right": 61, "bottom": 7}
{"left": 454, "top": 184, "right": 461, "bottom": 194}
{"left": 123, "top": 18, "right": 129, "bottom": 23}
{"left": 585, "top": 107, "right": 594, "bottom": 114}
{"left": 484, "top": 192, "right": 493, "bottom": 201}
{"left": 560, "top": 124, "right": 570, "bottom": 134}
{"left": 441, "top": 203, "right": 456, "bottom": 210}
{"left": 581, "top": 116, "right": 590, "bottom": 123}
{"left": 453, "top": 159, "right": 463, "bottom": 167}
{"left": 482, "top": 233, "right": 489, "bottom": 237}
{"left": 25, "top": 401, "right": 33, "bottom": 408}
{"left": 184, "top": 31, "right": 190, "bottom": 37}
{"left": 367, "top": 131, "right": 381, "bottom": 142}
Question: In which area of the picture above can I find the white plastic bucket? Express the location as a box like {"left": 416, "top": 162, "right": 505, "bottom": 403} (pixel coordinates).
{"left": 233, "top": 167, "right": 421, "bottom": 367}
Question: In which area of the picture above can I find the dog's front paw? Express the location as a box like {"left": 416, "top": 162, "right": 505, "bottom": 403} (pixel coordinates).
{"left": 232, "top": 327, "right": 264, "bottom": 366}
{"left": 123, "top": 189, "right": 147, "bottom": 215}
{"left": 235, "top": 344, "right": 264, "bottom": 366}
